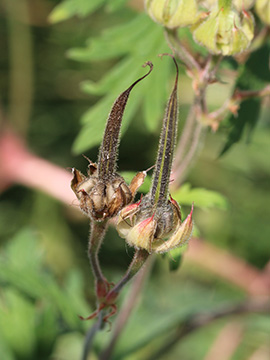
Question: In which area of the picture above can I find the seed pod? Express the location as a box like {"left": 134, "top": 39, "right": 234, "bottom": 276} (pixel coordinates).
{"left": 117, "top": 55, "right": 193, "bottom": 254}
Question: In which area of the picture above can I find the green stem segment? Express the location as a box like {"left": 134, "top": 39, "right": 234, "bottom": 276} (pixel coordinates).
{"left": 105, "top": 249, "right": 150, "bottom": 303}
{"left": 151, "top": 56, "right": 179, "bottom": 206}
{"left": 98, "top": 62, "right": 153, "bottom": 180}
{"left": 88, "top": 220, "right": 109, "bottom": 298}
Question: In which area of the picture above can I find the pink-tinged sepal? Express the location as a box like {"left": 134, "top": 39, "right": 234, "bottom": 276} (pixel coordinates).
{"left": 126, "top": 215, "right": 157, "bottom": 253}
{"left": 117, "top": 197, "right": 142, "bottom": 237}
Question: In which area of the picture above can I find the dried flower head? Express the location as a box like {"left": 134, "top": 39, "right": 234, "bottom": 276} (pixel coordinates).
{"left": 71, "top": 63, "right": 153, "bottom": 221}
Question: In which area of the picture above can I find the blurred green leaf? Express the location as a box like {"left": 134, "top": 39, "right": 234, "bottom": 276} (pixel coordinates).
{"left": 0, "top": 229, "right": 89, "bottom": 331}
{"left": 0, "top": 338, "right": 14, "bottom": 360}
{"left": 105, "top": 0, "right": 130, "bottom": 12}
{"left": 0, "top": 289, "right": 36, "bottom": 358}
{"left": 220, "top": 44, "right": 270, "bottom": 155}
{"left": 68, "top": 14, "right": 154, "bottom": 61}
{"left": 172, "top": 183, "right": 228, "bottom": 210}
{"left": 69, "top": 14, "right": 172, "bottom": 153}
{"left": 49, "top": 0, "right": 106, "bottom": 23}
{"left": 112, "top": 280, "right": 243, "bottom": 359}
{"left": 167, "top": 245, "right": 187, "bottom": 271}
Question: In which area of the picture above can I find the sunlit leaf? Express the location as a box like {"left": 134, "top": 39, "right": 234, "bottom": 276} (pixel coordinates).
{"left": 49, "top": 0, "right": 106, "bottom": 23}
{"left": 172, "top": 183, "right": 228, "bottom": 210}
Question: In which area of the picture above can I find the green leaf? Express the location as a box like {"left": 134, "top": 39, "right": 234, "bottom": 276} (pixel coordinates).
{"left": 0, "top": 289, "right": 36, "bottom": 358}
{"left": 71, "top": 13, "right": 172, "bottom": 153}
{"left": 0, "top": 229, "right": 89, "bottom": 330}
{"left": 49, "top": 0, "right": 106, "bottom": 23}
{"left": 73, "top": 78, "right": 144, "bottom": 153}
{"left": 81, "top": 58, "right": 136, "bottom": 96}
{"left": 68, "top": 14, "right": 153, "bottom": 61}
{"left": 167, "top": 245, "right": 187, "bottom": 271}
{"left": 105, "top": 0, "right": 130, "bottom": 12}
{"left": 220, "top": 44, "right": 270, "bottom": 155}
{"left": 172, "top": 183, "right": 228, "bottom": 210}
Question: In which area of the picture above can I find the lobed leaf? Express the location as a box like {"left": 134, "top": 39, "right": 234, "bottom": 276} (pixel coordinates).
{"left": 49, "top": 0, "right": 106, "bottom": 23}
{"left": 220, "top": 44, "right": 270, "bottom": 155}
{"left": 172, "top": 183, "right": 228, "bottom": 210}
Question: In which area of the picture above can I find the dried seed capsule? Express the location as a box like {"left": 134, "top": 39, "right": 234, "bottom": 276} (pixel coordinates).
{"left": 71, "top": 63, "right": 153, "bottom": 221}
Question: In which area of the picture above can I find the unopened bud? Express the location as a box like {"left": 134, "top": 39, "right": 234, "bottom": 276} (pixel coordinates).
{"left": 192, "top": 6, "right": 254, "bottom": 55}
{"left": 145, "top": 0, "right": 198, "bottom": 28}
{"left": 255, "top": 0, "right": 270, "bottom": 25}
{"left": 233, "top": 0, "right": 254, "bottom": 11}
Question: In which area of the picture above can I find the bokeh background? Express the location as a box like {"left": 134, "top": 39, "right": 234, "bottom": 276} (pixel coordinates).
{"left": 0, "top": 0, "right": 269, "bottom": 359}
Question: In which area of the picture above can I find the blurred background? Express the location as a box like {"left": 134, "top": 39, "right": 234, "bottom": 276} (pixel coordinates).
{"left": 0, "top": 0, "right": 269, "bottom": 359}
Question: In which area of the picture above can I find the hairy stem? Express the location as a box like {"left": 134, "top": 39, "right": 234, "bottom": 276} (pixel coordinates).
{"left": 106, "top": 249, "right": 150, "bottom": 302}
{"left": 99, "top": 256, "right": 155, "bottom": 360}
{"left": 88, "top": 220, "right": 109, "bottom": 294}
{"left": 81, "top": 311, "right": 105, "bottom": 360}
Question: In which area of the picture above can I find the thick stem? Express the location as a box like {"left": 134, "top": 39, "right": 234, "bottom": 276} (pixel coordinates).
{"left": 99, "top": 256, "right": 155, "bottom": 360}
{"left": 105, "top": 249, "right": 150, "bottom": 303}
{"left": 88, "top": 220, "right": 109, "bottom": 298}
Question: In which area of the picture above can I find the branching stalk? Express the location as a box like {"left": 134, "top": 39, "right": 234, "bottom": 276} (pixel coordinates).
{"left": 145, "top": 298, "right": 270, "bottom": 360}
{"left": 106, "top": 249, "right": 150, "bottom": 302}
